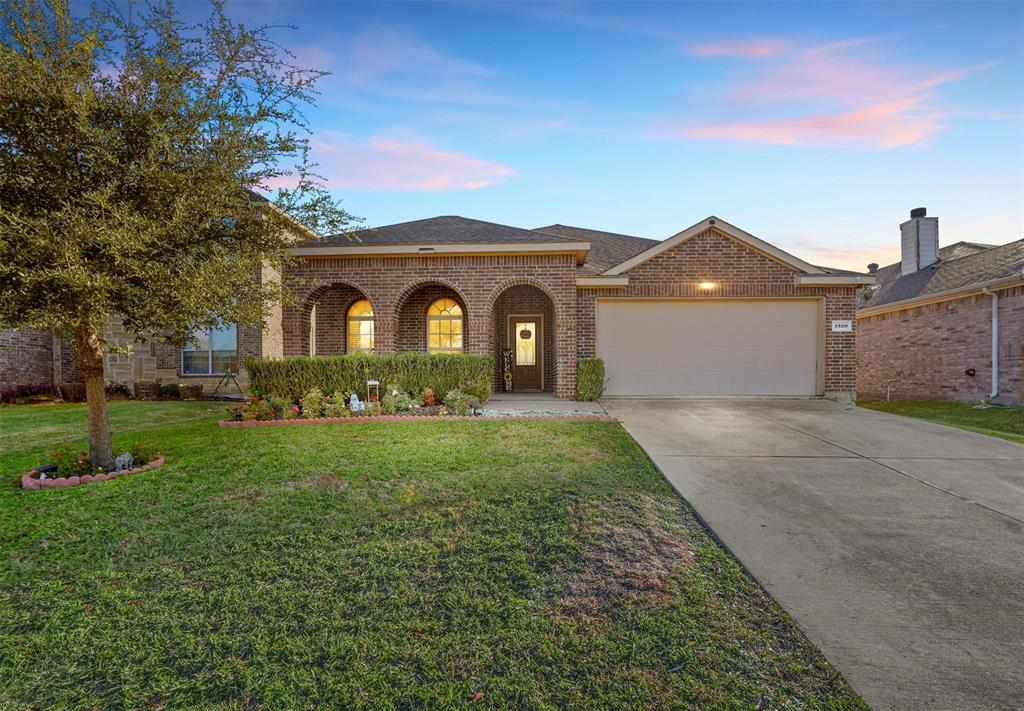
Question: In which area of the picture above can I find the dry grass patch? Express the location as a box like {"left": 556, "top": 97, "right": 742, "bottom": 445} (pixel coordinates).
{"left": 559, "top": 494, "right": 696, "bottom": 616}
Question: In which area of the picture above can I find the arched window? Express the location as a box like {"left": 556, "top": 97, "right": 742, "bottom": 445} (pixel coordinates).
{"left": 347, "top": 299, "right": 375, "bottom": 352}
{"left": 427, "top": 298, "right": 463, "bottom": 353}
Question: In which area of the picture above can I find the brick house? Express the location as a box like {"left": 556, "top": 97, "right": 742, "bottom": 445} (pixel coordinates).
{"left": 857, "top": 208, "right": 1024, "bottom": 404}
{"left": 1, "top": 214, "right": 870, "bottom": 400}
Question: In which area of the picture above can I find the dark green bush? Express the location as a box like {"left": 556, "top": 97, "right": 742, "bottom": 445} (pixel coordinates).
{"left": 576, "top": 357, "right": 605, "bottom": 401}
{"left": 246, "top": 353, "right": 494, "bottom": 405}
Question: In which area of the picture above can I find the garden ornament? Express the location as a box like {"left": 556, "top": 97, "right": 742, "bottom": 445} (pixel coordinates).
{"left": 349, "top": 393, "right": 365, "bottom": 413}
{"left": 114, "top": 452, "right": 134, "bottom": 472}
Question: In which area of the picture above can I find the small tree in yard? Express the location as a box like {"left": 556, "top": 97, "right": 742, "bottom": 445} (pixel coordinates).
{"left": 0, "top": 0, "right": 354, "bottom": 467}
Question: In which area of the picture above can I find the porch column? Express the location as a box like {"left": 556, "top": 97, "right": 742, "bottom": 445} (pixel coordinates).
{"left": 553, "top": 301, "right": 577, "bottom": 399}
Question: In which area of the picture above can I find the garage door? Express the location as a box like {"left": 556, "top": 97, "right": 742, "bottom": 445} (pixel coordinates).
{"left": 596, "top": 300, "right": 820, "bottom": 396}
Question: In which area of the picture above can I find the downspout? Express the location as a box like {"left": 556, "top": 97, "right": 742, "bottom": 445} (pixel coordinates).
{"left": 981, "top": 288, "right": 999, "bottom": 399}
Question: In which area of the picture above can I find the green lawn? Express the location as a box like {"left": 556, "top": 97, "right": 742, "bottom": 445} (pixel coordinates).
{"left": 860, "top": 400, "right": 1024, "bottom": 444}
{"left": 1, "top": 401, "right": 863, "bottom": 709}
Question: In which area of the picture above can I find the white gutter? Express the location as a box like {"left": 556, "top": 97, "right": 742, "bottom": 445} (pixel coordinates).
{"left": 794, "top": 274, "right": 876, "bottom": 287}
{"left": 576, "top": 276, "right": 629, "bottom": 288}
{"left": 982, "top": 287, "right": 999, "bottom": 398}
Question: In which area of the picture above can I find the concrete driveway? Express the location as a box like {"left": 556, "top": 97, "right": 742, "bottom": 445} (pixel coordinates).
{"left": 603, "top": 399, "right": 1024, "bottom": 711}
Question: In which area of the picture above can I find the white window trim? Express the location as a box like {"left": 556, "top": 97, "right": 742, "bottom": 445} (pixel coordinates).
{"left": 180, "top": 324, "right": 238, "bottom": 376}
{"left": 346, "top": 301, "right": 375, "bottom": 353}
{"left": 426, "top": 300, "right": 464, "bottom": 354}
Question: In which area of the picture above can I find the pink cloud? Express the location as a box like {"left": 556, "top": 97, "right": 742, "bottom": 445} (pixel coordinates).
{"left": 678, "top": 36, "right": 994, "bottom": 148}
{"left": 799, "top": 243, "right": 901, "bottom": 272}
{"left": 683, "top": 97, "right": 946, "bottom": 148}
{"left": 688, "top": 39, "right": 790, "bottom": 58}
{"left": 266, "top": 134, "right": 512, "bottom": 191}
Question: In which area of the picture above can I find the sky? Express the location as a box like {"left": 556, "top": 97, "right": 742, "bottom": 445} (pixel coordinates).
{"left": 211, "top": 1, "right": 1019, "bottom": 270}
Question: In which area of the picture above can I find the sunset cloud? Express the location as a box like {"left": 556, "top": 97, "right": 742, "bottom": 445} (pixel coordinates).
{"left": 678, "top": 36, "right": 993, "bottom": 148}
{"left": 688, "top": 39, "right": 790, "bottom": 58}
{"left": 273, "top": 134, "right": 513, "bottom": 191}
{"left": 684, "top": 97, "right": 946, "bottom": 148}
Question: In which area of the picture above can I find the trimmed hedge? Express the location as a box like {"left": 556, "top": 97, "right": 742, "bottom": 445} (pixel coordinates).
{"left": 576, "top": 357, "right": 605, "bottom": 401}
{"left": 246, "top": 353, "right": 494, "bottom": 404}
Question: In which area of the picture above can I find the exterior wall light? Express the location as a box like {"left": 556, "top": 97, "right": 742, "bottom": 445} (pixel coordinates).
{"left": 698, "top": 281, "right": 717, "bottom": 290}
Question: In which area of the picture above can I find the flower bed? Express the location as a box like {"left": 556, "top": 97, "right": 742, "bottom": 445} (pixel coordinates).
{"left": 229, "top": 386, "right": 482, "bottom": 422}
{"left": 220, "top": 415, "right": 616, "bottom": 428}
{"left": 21, "top": 455, "right": 165, "bottom": 489}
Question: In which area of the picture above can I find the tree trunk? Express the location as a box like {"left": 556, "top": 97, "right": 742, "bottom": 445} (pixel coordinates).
{"left": 75, "top": 319, "right": 114, "bottom": 469}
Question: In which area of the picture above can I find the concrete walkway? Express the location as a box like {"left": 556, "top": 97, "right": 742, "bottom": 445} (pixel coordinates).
{"left": 603, "top": 398, "right": 1024, "bottom": 711}
{"left": 483, "top": 392, "right": 606, "bottom": 417}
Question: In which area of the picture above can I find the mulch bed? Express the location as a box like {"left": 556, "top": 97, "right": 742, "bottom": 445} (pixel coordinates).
{"left": 220, "top": 415, "right": 617, "bottom": 428}
{"left": 21, "top": 455, "right": 166, "bottom": 490}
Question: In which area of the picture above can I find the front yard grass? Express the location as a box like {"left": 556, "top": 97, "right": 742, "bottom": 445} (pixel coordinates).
{"left": 1, "top": 401, "right": 864, "bottom": 709}
{"left": 860, "top": 399, "right": 1024, "bottom": 444}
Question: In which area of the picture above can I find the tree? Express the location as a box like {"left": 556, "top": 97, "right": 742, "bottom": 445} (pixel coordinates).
{"left": 0, "top": 0, "right": 354, "bottom": 467}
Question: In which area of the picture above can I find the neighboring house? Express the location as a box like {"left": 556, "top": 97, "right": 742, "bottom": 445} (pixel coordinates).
{"left": 1, "top": 214, "right": 871, "bottom": 400}
{"left": 857, "top": 208, "right": 1024, "bottom": 404}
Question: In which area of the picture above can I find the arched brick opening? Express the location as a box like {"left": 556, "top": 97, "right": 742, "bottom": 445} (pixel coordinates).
{"left": 302, "top": 283, "right": 375, "bottom": 355}
{"left": 394, "top": 281, "right": 470, "bottom": 353}
{"left": 491, "top": 283, "right": 556, "bottom": 393}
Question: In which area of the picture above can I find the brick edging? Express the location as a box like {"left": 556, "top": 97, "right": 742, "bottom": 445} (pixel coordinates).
{"left": 21, "top": 455, "right": 166, "bottom": 490}
{"left": 219, "top": 415, "right": 617, "bottom": 428}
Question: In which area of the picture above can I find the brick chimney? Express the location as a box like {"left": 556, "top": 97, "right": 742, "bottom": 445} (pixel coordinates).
{"left": 901, "top": 207, "right": 939, "bottom": 275}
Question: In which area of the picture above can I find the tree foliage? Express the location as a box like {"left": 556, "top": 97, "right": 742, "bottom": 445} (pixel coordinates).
{"left": 0, "top": 0, "right": 355, "bottom": 465}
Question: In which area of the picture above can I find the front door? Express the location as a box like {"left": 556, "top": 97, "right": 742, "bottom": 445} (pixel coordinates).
{"left": 508, "top": 315, "right": 543, "bottom": 391}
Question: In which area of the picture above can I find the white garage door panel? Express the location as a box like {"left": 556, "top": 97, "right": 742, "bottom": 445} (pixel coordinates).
{"left": 597, "top": 300, "right": 820, "bottom": 396}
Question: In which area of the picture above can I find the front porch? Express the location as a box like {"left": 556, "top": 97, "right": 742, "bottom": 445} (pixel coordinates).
{"left": 283, "top": 272, "right": 577, "bottom": 398}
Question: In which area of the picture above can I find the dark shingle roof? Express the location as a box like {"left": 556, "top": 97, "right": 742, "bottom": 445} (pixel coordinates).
{"left": 863, "top": 238, "right": 1024, "bottom": 309}
{"left": 870, "top": 240, "right": 996, "bottom": 289}
{"left": 308, "top": 216, "right": 579, "bottom": 248}
{"left": 534, "top": 224, "right": 659, "bottom": 275}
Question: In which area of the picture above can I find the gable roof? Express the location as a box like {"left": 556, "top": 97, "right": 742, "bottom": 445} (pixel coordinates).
{"left": 600, "top": 216, "right": 825, "bottom": 275}
{"left": 861, "top": 238, "right": 1024, "bottom": 312}
{"left": 308, "top": 216, "right": 574, "bottom": 248}
{"left": 534, "top": 224, "right": 659, "bottom": 275}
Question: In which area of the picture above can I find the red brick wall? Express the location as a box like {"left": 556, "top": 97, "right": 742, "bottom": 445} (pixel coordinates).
{"left": 493, "top": 285, "right": 556, "bottom": 392}
{"left": 577, "top": 228, "right": 859, "bottom": 396}
{"left": 0, "top": 329, "right": 54, "bottom": 387}
{"left": 281, "top": 254, "right": 578, "bottom": 397}
{"left": 857, "top": 285, "right": 1023, "bottom": 404}
{"left": 308, "top": 283, "right": 365, "bottom": 355}
{"left": 396, "top": 285, "right": 468, "bottom": 353}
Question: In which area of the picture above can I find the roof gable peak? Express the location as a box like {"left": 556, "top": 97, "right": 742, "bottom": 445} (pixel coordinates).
{"left": 602, "top": 216, "right": 824, "bottom": 276}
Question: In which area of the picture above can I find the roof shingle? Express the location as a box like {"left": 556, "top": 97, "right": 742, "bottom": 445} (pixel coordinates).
{"left": 863, "top": 238, "right": 1024, "bottom": 309}
{"left": 307, "top": 216, "right": 579, "bottom": 248}
{"left": 534, "top": 224, "right": 659, "bottom": 275}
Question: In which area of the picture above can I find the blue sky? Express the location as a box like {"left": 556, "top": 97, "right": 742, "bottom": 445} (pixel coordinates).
{"left": 228, "top": 1, "right": 1021, "bottom": 270}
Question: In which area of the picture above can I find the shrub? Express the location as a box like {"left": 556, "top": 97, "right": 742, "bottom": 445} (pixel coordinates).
{"left": 300, "top": 387, "right": 325, "bottom": 418}
{"left": 246, "top": 353, "right": 494, "bottom": 405}
{"left": 59, "top": 383, "right": 86, "bottom": 402}
{"left": 128, "top": 440, "right": 158, "bottom": 465}
{"left": 158, "top": 383, "right": 181, "bottom": 399}
{"left": 52, "top": 447, "right": 93, "bottom": 477}
{"left": 422, "top": 387, "right": 436, "bottom": 407}
{"left": 443, "top": 389, "right": 472, "bottom": 416}
{"left": 576, "top": 357, "right": 605, "bottom": 401}
{"left": 105, "top": 381, "right": 132, "bottom": 399}
{"left": 322, "top": 391, "right": 350, "bottom": 418}
{"left": 236, "top": 396, "right": 277, "bottom": 421}
{"left": 381, "top": 389, "right": 418, "bottom": 415}
{"left": 0, "top": 383, "right": 56, "bottom": 403}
